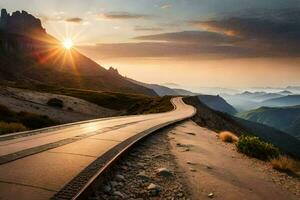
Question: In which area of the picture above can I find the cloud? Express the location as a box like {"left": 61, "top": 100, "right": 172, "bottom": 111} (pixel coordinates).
{"left": 187, "top": 9, "right": 300, "bottom": 57}
{"left": 160, "top": 4, "right": 172, "bottom": 9}
{"left": 79, "top": 41, "right": 256, "bottom": 59}
{"left": 39, "top": 13, "right": 84, "bottom": 24}
{"left": 81, "top": 9, "right": 300, "bottom": 59}
{"left": 134, "top": 26, "right": 164, "bottom": 31}
{"left": 65, "top": 17, "right": 83, "bottom": 23}
{"left": 134, "top": 31, "right": 236, "bottom": 44}
{"left": 98, "top": 12, "right": 150, "bottom": 20}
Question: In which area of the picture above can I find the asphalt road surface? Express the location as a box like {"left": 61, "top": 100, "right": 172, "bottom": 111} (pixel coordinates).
{"left": 0, "top": 97, "right": 195, "bottom": 200}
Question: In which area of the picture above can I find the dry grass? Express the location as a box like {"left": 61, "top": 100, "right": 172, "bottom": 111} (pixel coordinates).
{"left": 0, "top": 121, "right": 28, "bottom": 135}
{"left": 219, "top": 131, "right": 239, "bottom": 143}
{"left": 271, "top": 156, "right": 298, "bottom": 173}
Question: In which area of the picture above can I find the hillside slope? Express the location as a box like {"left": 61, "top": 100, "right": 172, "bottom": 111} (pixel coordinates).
{"left": 198, "top": 95, "right": 237, "bottom": 115}
{"left": 184, "top": 96, "right": 300, "bottom": 158}
{"left": 0, "top": 9, "right": 156, "bottom": 96}
{"left": 237, "top": 106, "right": 300, "bottom": 139}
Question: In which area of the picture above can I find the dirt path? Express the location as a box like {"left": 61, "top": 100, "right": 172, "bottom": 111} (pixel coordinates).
{"left": 169, "top": 120, "right": 300, "bottom": 200}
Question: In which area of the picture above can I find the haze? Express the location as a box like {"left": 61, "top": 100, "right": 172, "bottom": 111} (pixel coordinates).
{"left": 1, "top": 0, "right": 300, "bottom": 89}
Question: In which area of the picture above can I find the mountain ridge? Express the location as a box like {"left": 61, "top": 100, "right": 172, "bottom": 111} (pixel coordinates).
{"left": 0, "top": 9, "right": 157, "bottom": 96}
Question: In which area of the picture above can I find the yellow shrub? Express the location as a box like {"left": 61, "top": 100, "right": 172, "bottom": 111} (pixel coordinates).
{"left": 219, "top": 131, "right": 238, "bottom": 143}
{"left": 271, "top": 156, "right": 298, "bottom": 173}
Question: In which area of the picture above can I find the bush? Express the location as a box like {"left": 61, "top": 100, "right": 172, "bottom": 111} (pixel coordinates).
{"left": 219, "top": 131, "right": 238, "bottom": 143}
{"left": 0, "top": 121, "right": 28, "bottom": 135}
{"left": 236, "top": 135, "right": 279, "bottom": 160}
{"left": 17, "top": 111, "right": 57, "bottom": 129}
{"left": 271, "top": 156, "right": 297, "bottom": 173}
{"left": 47, "top": 98, "right": 64, "bottom": 108}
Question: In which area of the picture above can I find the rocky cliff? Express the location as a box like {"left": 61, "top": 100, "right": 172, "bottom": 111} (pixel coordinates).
{"left": 0, "top": 9, "right": 45, "bottom": 36}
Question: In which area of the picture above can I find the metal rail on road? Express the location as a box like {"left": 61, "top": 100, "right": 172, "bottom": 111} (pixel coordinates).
{"left": 0, "top": 97, "right": 196, "bottom": 200}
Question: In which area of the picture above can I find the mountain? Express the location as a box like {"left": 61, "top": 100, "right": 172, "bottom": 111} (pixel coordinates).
{"left": 172, "top": 88, "right": 197, "bottom": 96}
{"left": 220, "top": 91, "right": 293, "bottom": 112}
{"left": 198, "top": 95, "right": 237, "bottom": 115}
{"left": 126, "top": 78, "right": 197, "bottom": 96}
{"left": 278, "top": 90, "right": 293, "bottom": 95}
{"left": 261, "top": 95, "right": 300, "bottom": 107}
{"left": 184, "top": 96, "right": 300, "bottom": 159}
{"left": 237, "top": 106, "right": 300, "bottom": 139}
{"left": 234, "top": 91, "right": 283, "bottom": 102}
{"left": 0, "top": 9, "right": 156, "bottom": 96}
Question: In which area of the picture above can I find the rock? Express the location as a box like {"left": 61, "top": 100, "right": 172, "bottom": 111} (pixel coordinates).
{"left": 180, "top": 148, "right": 190, "bottom": 152}
{"left": 110, "top": 181, "right": 118, "bottom": 188}
{"left": 113, "top": 191, "right": 125, "bottom": 198}
{"left": 115, "top": 174, "right": 125, "bottom": 182}
{"left": 120, "top": 165, "right": 128, "bottom": 170}
{"left": 186, "top": 132, "right": 196, "bottom": 136}
{"left": 102, "top": 185, "right": 111, "bottom": 194}
{"left": 156, "top": 168, "right": 173, "bottom": 177}
{"left": 186, "top": 161, "right": 195, "bottom": 165}
{"left": 177, "top": 192, "right": 184, "bottom": 197}
{"left": 137, "top": 162, "right": 145, "bottom": 168}
{"left": 208, "top": 192, "right": 214, "bottom": 198}
{"left": 206, "top": 165, "right": 213, "bottom": 169}
{"left": 189, "top": 167, "right": 197, "bottom": 172}
{"left": 137, "top": 171, "right": 150, "bottom": 180}
{"left": 147, "top": 183, "right": 160, "bottom": 196}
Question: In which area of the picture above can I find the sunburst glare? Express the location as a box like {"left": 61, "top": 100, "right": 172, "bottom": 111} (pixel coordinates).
{"left": 63, "top": 38, "right": 74, "bottom": 50}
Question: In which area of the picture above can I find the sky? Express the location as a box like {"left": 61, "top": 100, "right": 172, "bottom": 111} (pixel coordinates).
{"left": 1, "top": 0, "right": 300, "bottom": 90}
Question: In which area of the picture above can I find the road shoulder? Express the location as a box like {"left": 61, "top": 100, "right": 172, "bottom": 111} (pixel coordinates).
{"left": 169, "top": 120, "right": 300, "bottom": 200}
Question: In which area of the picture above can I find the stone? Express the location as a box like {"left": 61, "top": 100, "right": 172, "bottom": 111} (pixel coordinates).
{"left": 137, "top": 171, "right": 150, "bottom": 180}
{"left": 147, "top": 183, "right": 160, "bottom": 196}
{"left": 113, "top": 191, "right": 125, "bottom": 198}
{"left": 102, "top": 185, "right": 111, "bottom": 194}
{"left": 156, "top": 167, "right": 173, "bottom": 177}
{"left": 115, "top": 174, "right": 125, "bottom": 182}
{"left": 189, "top": 167, "right": 197, "bottom": 172}
{"left": 208, "top": 192, "right": 214, "bottom": 198}
{"left": 186, "top": 132, "right": 196, "bottom": 136}
{"left": 110, "top": 181, "right": 118, "bottom": 187}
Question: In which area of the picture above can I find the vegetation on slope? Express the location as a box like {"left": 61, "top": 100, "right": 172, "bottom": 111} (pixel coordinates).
{"left": 236, "top": 135, "right": 279, "bottom": 160}
{"left": 10, "top": 84, "right": 174, "bottom": 115}
{"left": 237, "top": 105, "right": 300, "bottom": 139}
{"left": 0, "top": 104, "right": 58, "bottom": 134}
{"left": 184, "top": 96, "right": 300, "bottom": 159}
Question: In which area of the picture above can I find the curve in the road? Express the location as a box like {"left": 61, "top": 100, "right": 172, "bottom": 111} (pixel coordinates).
{"left": 0, "top": 97, "right": 195, "bottom": 200}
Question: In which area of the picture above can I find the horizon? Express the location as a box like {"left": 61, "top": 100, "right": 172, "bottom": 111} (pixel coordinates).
{"left": 1, "top": 0, "right": 300, "bottom": 89}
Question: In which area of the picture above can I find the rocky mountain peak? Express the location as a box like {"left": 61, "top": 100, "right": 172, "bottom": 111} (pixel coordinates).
{"left": 108, "top": 67, "right": 120, "bottom": 75}
{"left": 0, "top": 8, "right": 45, "bottom": 36}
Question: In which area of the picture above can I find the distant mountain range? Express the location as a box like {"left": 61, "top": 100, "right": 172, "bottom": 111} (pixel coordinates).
{"left": 0, "top": 9, "right": 156, "bottom": 96}
{"left": 261, "top": 95, "right": 300, "bottom": 107}
{"left": 221, "top": 91, "right": 300, "bottom": 111}
{"left": 237, "top": 105, "right": 300, "bottom": 139}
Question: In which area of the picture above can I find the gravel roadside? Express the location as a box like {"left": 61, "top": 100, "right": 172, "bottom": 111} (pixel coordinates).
{"left": 91, "top": 123, "right": 191, "bottom": 200}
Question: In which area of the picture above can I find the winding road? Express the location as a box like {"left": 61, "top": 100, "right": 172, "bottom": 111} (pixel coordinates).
{"left": 0, "top": 97, "right": 195, "bottom": 200}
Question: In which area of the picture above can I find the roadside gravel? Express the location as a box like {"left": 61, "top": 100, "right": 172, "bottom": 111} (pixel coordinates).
{"left": 92, "top": 124, "right": 190, "bottom": 200}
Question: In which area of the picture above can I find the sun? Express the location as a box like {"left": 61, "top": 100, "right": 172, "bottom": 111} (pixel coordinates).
{"left": 63, "top": 38, "right": 74, "bottom": 50}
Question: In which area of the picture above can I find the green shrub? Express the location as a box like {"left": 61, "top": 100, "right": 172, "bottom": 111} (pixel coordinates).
{"left": 236, "top": 135, "right": 279, "bottom": 160}
{"left": 47, "top": 98, "right": 64, "bottom": 108}
{"left": 0, "top": 121, "right": 28, "bottom": 135}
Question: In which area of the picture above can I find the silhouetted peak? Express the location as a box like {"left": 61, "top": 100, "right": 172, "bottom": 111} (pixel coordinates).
{"left": 108, "top": 67, "right": 119, "bottom": 75}
{"left": 0, "top": 8, "right": 45, "bottom": 36}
